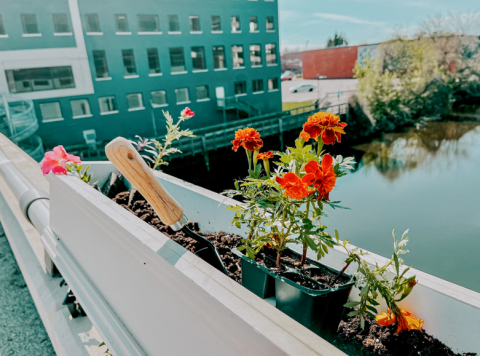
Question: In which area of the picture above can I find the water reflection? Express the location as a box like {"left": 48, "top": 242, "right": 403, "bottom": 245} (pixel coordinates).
{"left": 326, "top": 121, "right": 480, "bottom": 292}
{"left": 355, "top": 122, "right": 480, "bottom": 181}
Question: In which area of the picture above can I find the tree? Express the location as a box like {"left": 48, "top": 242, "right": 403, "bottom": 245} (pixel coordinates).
{"left": 326, "top": 32, "right": 349, "bottom": 47}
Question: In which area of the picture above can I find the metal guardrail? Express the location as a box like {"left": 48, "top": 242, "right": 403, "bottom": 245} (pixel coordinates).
{"left": 64, "top": 102, "right": 348, "bottom": 165}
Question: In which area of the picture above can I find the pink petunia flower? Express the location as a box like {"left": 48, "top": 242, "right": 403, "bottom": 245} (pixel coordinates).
{"left": 40, "top": 145, "right": 81, "bottom": 176}
{"left": 181, "top": 107, "right": 195, "bottom": 119}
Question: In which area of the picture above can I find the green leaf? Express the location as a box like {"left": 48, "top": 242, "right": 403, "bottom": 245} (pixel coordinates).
{"left": 369, "top": 299, "right": 380, "bottom": 306}
{"left": 347, "top": 309, "right": 361, "bottom": 317}
{"left": 394, "top": 253, "right": 400, "bottom": 276}
{"left": 360, "top": 285, "right": 369, "bottom": 297}
{"left": 360, "top": 315, "right": 365, "bottom": 329}
{"left": 344, "top": 301, "right": 360, "bottom": 308}
{"left": 304, "top": 235, "right": 318, "bottom": 251}
{"left": 367, "top": 305, "right": 378, "bottom": 313}
{"left": 335, "top": 229, "right": 339, "bottom": 242}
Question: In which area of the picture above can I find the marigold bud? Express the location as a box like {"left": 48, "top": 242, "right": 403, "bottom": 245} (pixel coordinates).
{"left": 401, "top": 279, "right": 418, "bottom": 299}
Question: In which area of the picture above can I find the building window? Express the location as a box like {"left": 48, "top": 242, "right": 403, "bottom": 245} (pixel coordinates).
{"left": 175, "top": 88, "right": 190, "bottom": 104}
{"left": 231, "top": 16, "right": 240, "bottom": 32}
{"left": 137, "top": 15, "right": 160, "bottom": 32}
{"left": 85, "top": 14, "right": 101, "bottom": 33}
{"left": 99, "top": 96, "right": 117, "bottom": 114}
{"left": 147, "top": 48, "right": 161, "bottom": 74}
{"left": 92, "top": 50, "right": 109, "bottom": 79}
{"left": 122, "top": 49, "right": 137, "bottom": 76}
{"left": 268, "top": 77, "right": 279, "bottom": 90}
{"left": 168, "top": 15, "right": 180, "bottom": 32}
{"left": 40, "top": 102, "right": 63, "bottom": 122}
{"left": 0, "top": 15, "right": 6, "bottom": 35}
{"left": 266, "top": 16, "right": 275, "bottom": 31}
{"left": 212, "top": 46, "right": 226, "bottom": 70}
{"left": 196, "top": 85, "right": 209, "bottom": 101}
{"left": 71, "top": 99, "right": 91, "bottom": 118}
{"left": 252, "top": 79, "right": 264, "bottom": 93}
{"left": 211, "top": 16, "right": 221, "bottom": 32}
{"left": 234, "top": 81, "right": 246, "bottom": 95}
{"left": 250, "top": 44, "right": 262, "bottom": 66}
{"left": 190, "top": 16, "right": 200, "bottom": 32}
{"left": 232, "top": 45, "right": 244, "bottom": 68}
{"left": 169, "top": 47, "right": 186, "bottom": 73}
{"left": 266, "top": 43, "right": 277, "bottom": 65}
{"left": 115, "top": 14, "right": 129, "bottom": 32}
{"left": 5, "top": 66, "right": 75, "bottom": 93}
{"left": 52, "top": 14, "right": 70, "bottom": 33}
{"left": 127, "top": 93, "right": 144, "bottom": 110}
{"left": 151, "top": 90, "right": 167, "bottom": 107}
{"left": 21, "top": 14, "right": 39, "bottom": 34}
{"left": 249, "top": 16, "right": 258, "bottom": 32}
{"left": 191, "top": 46, "right": 206, "bottom": 71}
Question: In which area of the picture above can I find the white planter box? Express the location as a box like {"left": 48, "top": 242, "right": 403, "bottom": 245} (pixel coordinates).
{"left": 47, "top": 162, "right": 480, "bottom": 355}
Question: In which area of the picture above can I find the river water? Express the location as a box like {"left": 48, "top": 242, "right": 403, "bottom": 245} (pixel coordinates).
{"left": 166, "top": 120, "right": 480, "bottom": 293}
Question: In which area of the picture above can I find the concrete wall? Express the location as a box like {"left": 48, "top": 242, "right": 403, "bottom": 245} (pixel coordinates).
{"left": 302, "top": 46, "right": 358, "bottom": 79}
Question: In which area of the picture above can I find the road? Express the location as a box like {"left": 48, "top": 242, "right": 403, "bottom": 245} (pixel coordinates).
{"left": 281, "top": 77, "right": 358, "bottom": 104}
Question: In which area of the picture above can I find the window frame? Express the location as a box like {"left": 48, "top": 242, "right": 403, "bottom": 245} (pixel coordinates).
{"left": 212, "top": 46, "right": 227, "bottom": 70}
{"left": 92, "top": 50, "right": 109, "bottom": 79}
{"left": 231, "top": 16, "right": 241, "bottom": 33}
{"left": 249, "top": 16, "right": 259, "bottom": 33}
{"left": 168, "top": 15, "right": 181, "bottom": 33}
{"left": 196, "top": 85, "right": 210, "bottom": 101}
{"left": 250, "top": 44, "right": 262, "bottom": 67}
{"left": 211, "top": 16, "right": 221, "bottom": 33}
{"left": 252, "top": 79, "right": 264, "bottom": 94}
{"left": 121, "top": 49, "right": 138, "bottom": 77}
{"left": 52, "top": 13, "right": 71, "bottom": 34}
{"left": 5, "top": 66, "right": 75, "bottom": 93}
{"left": 231, "top": 45, "right": 245, "bottom": 69}
{"left": 266, "top": 43, "right": 277, "bottom": 65}
{"left": 268, "top": 77, "right": 279, "bottom": 91}
{"left": 21, "top": 13, "right": 40, "bottom": 35}
{"left": 70, "top": 99, "right": 92, "bottom": 119}
{"left": 189, "top": 16, "right": 201, "bottom": 33}
{"left": 151, "top": 90, "right": 168, "bottom": 107}
{"left": 126, "top": 93, "right": 145, "bottom": 111}
{"left": 175, "top": 88, "right": 190, "bottom": 104}
{"left": 266, "top": 16, "right": 275, "bottom": 32}
{"left": 147, "top": 48, "right": 161, "bottom": 75}
{"left": 39, "top": 102, "right": 63, "bottom": 123}
{"left": 191, "top": 46, "right": 207, "bottom": 71}
{"left": 169, "top": 47, "right": 186, "bottom": 74}
{"left": 234, "top": 81, "right": 247, "bottom": 96}
{"left": 115, "top": 14, "right": 130, "bottom": 33}
{"left": 98, "top": 96, "right": 118, "bottom": 115}
{"left": 137, "top": 14, "right": 161, "bottom": 34}
{"left": 85, "top": 13, "right": 102, "bottom": 34}
{"left": 0, "top": 14, "right": 6, "bottom": 36}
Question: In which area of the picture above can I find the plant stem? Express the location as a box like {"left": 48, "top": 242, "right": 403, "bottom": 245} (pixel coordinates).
{"left": 276, "top": 250, "right": 281, "bottom": 269}
{"left": 245, "top": 148, "right": 252, "bottom": 171}
{"left": 332, "top": 262, "right": 351, "bottom": 284}
{"left": 317, "top": 140, "right": 324, "bottom": 156}
{"left": 300, "top": 199, "right": 311, "bottom": 266}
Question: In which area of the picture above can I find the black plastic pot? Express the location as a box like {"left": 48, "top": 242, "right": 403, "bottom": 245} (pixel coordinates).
{"left": 232, "top": 247, "right": 354, "bottom": 337}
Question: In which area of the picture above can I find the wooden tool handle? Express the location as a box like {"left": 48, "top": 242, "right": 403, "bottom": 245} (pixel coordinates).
{"left": 105, "top": 137, "right": 185, "bottom": 226}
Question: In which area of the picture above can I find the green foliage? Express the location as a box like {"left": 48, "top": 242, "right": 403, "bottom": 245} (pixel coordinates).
{"left": 340, "top": 229, "right": 417, "bottom": 328}
{"left": 223, "top": 126, "right": 356, "bottom": 268}
{"left": 326, "top": 32, "right": 349, "bottom": 48}
{"left": 66, "top": 162, "right": 96, "bottom": 185}
{"left": 131, "top": 110, "right": 195, "bottom": 170}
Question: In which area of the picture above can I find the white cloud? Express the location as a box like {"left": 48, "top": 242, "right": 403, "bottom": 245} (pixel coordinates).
{"left": 313, "top": 13, "right": 385, "bottom": 26}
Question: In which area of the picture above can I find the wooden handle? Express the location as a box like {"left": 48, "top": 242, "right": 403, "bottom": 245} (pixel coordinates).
{"left": 105, "top": 137, "right": 184, "bottom": 226}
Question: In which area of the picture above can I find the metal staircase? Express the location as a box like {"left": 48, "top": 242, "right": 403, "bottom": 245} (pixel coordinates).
{"left": 0, "top": 93, "right": 44, "bottom": 161}
{"left": 218, "top": 95, "right": 261, "bottom": 121}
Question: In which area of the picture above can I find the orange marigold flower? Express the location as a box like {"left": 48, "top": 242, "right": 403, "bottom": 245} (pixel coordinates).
{"left": 232, "top": 127, "right": 263, "bottom": 152}
{"left": 302, "top": 112, "right": 347, "bottom": 145}
{"left": 395, "top": 309, "right": 424, "bottom": 334}
{"left": 257, "top": 151, "right": 274, "bottom": 160}
{"left": 276, "top": 172, "right": 315, "bottom": 200}
{"left": 304, "top": 154, "right": 337, "bottom": 200}
{"left": 376, "top": 309, "right": 396, "bottom": 327}
{"left": 300, "top": 131, "right": 310, "bottom": 142}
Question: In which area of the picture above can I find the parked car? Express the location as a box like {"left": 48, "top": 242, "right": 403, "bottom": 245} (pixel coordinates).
{"left": 281, "top": 71, "right": 295, "bottom": 81}
{"left": 289, "top": 83, "right": 317, "bottom": 93}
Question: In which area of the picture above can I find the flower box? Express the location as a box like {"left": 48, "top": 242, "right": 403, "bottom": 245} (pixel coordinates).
{"left": 47, "top": 161, "right": 480, "bottom": 355}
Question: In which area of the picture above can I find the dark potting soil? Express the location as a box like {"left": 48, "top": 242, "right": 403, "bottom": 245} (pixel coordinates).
{"left": 112, "top": 190, "right": 244, "bottom": 283}
{"left": 278, "top": 272, "right": 327, "bottom": 291}
{"left": 256, "top": 248, "right": 351, "bottom": 288}
{"left": 334, "top": 312, "right": 476, "bottom": 356}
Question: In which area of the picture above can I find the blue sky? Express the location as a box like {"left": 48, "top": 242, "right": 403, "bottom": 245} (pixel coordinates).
{"left": 279, "top": 0, "right": 480, "bottom": 51}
